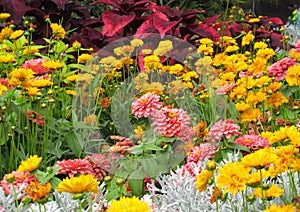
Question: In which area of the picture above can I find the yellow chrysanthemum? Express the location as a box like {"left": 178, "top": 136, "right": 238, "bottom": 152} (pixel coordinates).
{"left": 196, "top": 170, "right": 213, "bottom": 192}
{"left": 216, "top": 162, "right": 250, "bottom": 195}
{"left": 130, "top": 39, "right": 144, "bottom": 47}
{"left": 72, "top": 40, "right": 81, "bottom": 49}
{"left": 241, "top": 148, "right": 278, "bottom": 169}
{"left": 263, "top": 204, "right": 296, "bottom": 212}
{"left": 141, "top": 82, "right": 164, "bottom": 95}
{"left": 253, "top": 184, "right": 284, "bottom": 199}
{"left": 78, "top": 53, "right": 92, "bottom": 63}
{"left": 66, "top": 90, "right": 78, "bottom": 96}
{"left": 17, "top": 155, "right": 42, "bottom": 172}
{"left": 169, "top": 64, "right": 184, "bottom": 75}
{"left": 9, "top": 30, "right": 24, "bottom": 40}
{"left": 0, "top": 54, "right": 15, "bottom": 63}
{"left": 143, "top": 55, "right": 162, "bottom": 71}
{"left": 42, "top": 60, "right": 64, "bottom": 69}
{"left": 242, "top": 32, "right": 254, "bottom": 46}
{"left": 256, "top": 48, "right": 275, "bottom": 60}
{"left": 25, "top": 180, "right": 52, "bottom": 201}
{"left": 27, "top": 87, "right": 42, "bottom": 96}
{"left": 224, "top": 45, "right": 239, "bottom": 53}
{"left": 57, "top": 174, "right": 99, "bottom": 194}
{"left": 254, "top": 41, "right": 268, "bottom": 49}
{"left": 107, "top": 196, "right": 151, "bottom": 212}
{"left": 235, "top": 101, "right": 251, "bottom": 112}
{"left": 50, "top": 23, "right": 66, "bottom": 39}
{"left": 66, "top": 75, "right": 78, "bottom": 82}
{"left": 31, "top": 79, "right": 53, "bottom": 88}
{"left": 246, "top": 170, "right": 270, "bottom": 186}
{"left": 0, "top": 27, "right": 13, "bottom": 42}
{"left": 266, "top": 91, "right": 288, "bottom": 109}
{"left": 286, "top": 64, "right": 300, "bottom": 86}
{"left": 9, "top": 68, "right": 35, "bottom": 88}
{"left": 0, "top": 13, "right": 11, "bottom": 19}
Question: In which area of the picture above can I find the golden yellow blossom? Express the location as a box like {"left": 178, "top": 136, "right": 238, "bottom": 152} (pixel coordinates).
{"left": 50, "top": 23, "right": 66, "bottom": 39}
{"left": 78, "top": 53, "right": 92, "bottom": 63}
{"left": 107, "top": 196, "right": 151, "bottom": 212}
{"left": 17, "top": 155, "right": 42, "bottom": 172}
{"left": 9, "top": 30, "right": 24, "bottom": 40}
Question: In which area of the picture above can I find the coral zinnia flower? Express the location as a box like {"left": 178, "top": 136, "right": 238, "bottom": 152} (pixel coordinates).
{"left": 84, "top": 154, "right": 111, "bottom": 181}
{"left": 234, "top": 134, "right": 270, "bottom": 151}
{"left": 131, "top": 92, "right": 161, "bottom": 118}
{"left": 216, "top": 162, "right": 250, "bottom": 195}
{"left": 57, "top": 174, "right": 99, "bottom": 194}
{"left": 17, "top": 155, "right": 42, "bottom": 172}
{"left": 151, "top": 106, "right": 194, "bottom": 141}
{"left": 107, "top": 196, "right": 151, "bottom": 212}
{"left": 25, "top": 180, "right": 52, "bottom": 201}
{"left": 241, "top": 148, "right": 278, "bottom": 169}
{"left": 196, "top": 170, "right": 213, "bottom": 192}
{"left": 56, "top": 159, "right": 93, "bottom": 177}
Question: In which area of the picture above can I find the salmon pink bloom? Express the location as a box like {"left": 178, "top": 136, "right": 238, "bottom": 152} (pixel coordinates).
{"left": 234, "top": 134, "right": 270, "bottom": 150}
{"left": 151, "top": 106, "right": 194, "bottom": 141}
{"left": 208, "top": 119, "right": 241, "bottom": 141}
{"left": 267, "top": 57, "right": 297, "bottom": 81}
{"left": 131, "top": 93, "right": 161, "bottom": 118}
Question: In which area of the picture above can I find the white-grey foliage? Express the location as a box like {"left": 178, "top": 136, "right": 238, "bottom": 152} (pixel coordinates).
{"left": 285, "top": 22, "right": 300, "bottom": 46}
{"left": 0, "top": 183, "right": 107, "bottom": 212}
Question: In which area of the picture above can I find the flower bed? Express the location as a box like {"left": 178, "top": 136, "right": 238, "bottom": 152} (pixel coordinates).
{"left": 0, "top": 1, "right": 300, "bottom": 212}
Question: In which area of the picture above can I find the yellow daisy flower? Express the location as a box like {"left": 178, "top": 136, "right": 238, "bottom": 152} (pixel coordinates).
{"left": 263, "top": 204, "right": 296, "bottom": 212}
{"left": 50, "top": 23, "right": 66, "bottom": 39}
{"left": 17, "top": 155, "right": 42, "bottom": 172}
{"left": 107, "top": 196, "right": 151, "bottom": 212}
{"left": 42, "top": 60, "right": 64, "bottom": 69}
{"left": 57, "top": 174, "right": 99, "bottom": 194}
{"left": 254, "top": 184, "right": 284, "bottom": 199}
{"left": 9, "top": 30, "right": 24, "bottom": 40}
{"left": 241, "top": 148, "right": 278, "bottom": 169}
{"left": 196, "top": 170, "right": 213, "bottom": 192}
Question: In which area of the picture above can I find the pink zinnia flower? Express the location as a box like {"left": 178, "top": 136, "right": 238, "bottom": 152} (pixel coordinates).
{"left": 56, "top": 159, "right": 93, "bottom": 177}
{"left": 234, "top": 134, "right": 270, "bottom": 150}
{"left": 131, "top": 93, "right": 161, "bottom": 118}
{"left": 187, "top": 143, "right": 216, "bottom": 163}
{"left": 151, "top": 106, "right": 194, "bottom": 141}
{"left": 267, "top": 57, "right": 297, "bottom": 81}
{"left": 0, "top": 171, "right": 35, "bottom": 195}
{"left": 84, "top": 154, "right": 111, "bottom": 180}
{"left": 21, "top": 58, "right": 52, "bottom": 75}
{"left": 208, "top": 119, "right": 241, "bottom": 141}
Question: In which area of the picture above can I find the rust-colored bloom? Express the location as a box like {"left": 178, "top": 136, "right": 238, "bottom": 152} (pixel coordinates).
{"left": 25, "top": 180, "right": 51, "bottom": 201}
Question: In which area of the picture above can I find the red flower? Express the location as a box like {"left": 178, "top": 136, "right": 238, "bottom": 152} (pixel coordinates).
{"left": 27, "top": 110, "right": 44, "bottom": 126}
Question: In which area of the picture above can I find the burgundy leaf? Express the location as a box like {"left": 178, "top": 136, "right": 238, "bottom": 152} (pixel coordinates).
{"left": 2, "top": 0, "right": 27, "bottom": 24}
{"left": 91, "top": 0, "right": 123, "bottom": 10}
{"left": 153, "top": 18, "right": 179, "bottom": 36}
{"left": 102, "top": 10, "right": 136, "bottom": 37}
{"left": 189, "top": 24, "right": 220, "bottom": 41}
{"left": 136, "top": 19, "right": 159, "bottom": 35}
{"left": 270, "top": 32, "right": 283, "bottom": 48}
{"left": 182, "top": 9, "right": 205, "bottom": 24}
{"left": 51, "top": 0, "right": 71, "bottom": 10}
{"left": 151, "top": 5, "right": 176, "bottom": 18}
{"left": 228, "top": 22, "right": 248, "bottom": 37}
{"left": 202, "top": 15, "right": 222, "bottom": 25}
{"left": 212, "top": 22, "right": 231, "bottom": 36}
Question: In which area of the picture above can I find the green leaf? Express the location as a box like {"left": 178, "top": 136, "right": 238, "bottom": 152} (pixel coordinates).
{"left": 227, "top": 102, "right": 239, "bottom": 120}
{"left": 128, "top": 144, "right": 163, "bottom": 154}
{"left": 65, "top": 131, "right": 83, "bottom": 157}
{"left": 227, "top": 143, "right": 250, "bottom": 153}
{"left": 128, "top": 168, "right": 145, "bottom": 196}
{"left": 50, "top": 177, "right": 61, "bottom": 189}
{"left": 54, "top": 41, "right": 68, "bottom": 54}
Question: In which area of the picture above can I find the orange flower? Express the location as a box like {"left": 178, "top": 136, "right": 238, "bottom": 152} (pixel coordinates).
{"left": 25, "top": 180, "right": 52, "bottom": 201}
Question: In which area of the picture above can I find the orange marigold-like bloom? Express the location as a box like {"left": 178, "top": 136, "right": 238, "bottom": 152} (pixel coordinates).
{"left": 25, "top": 180, "right": 52, "bottom": 201}
{"left": 267, "top": 91, "right": 288, "bottom": 108}
{"left": 240, "top": 108, "right": 261, "bottom": 123}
